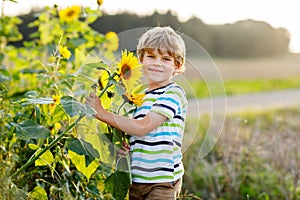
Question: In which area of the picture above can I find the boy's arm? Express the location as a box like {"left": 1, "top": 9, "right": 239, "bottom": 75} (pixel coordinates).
{"left": 85, "top": 93, "right": 167, "bottom": 137}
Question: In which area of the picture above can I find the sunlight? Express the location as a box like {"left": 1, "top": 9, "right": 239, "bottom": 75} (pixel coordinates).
{"left": 2, "top": 0, "right": 299, "bottom": 52}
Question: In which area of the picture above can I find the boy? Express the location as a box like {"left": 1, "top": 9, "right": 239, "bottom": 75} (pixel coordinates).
{"left": 86, "top": 26, "right": 187, "bottom": 200}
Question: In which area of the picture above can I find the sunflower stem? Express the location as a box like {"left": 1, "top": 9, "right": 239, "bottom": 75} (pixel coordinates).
{"left": 11, "top": 114, "right": 85, "bottom": 178}
{"left": 126, "top": 154, "right": 132, "bottom": 185}
{"left": 98, "top": 71, "right": 118, "bottom": 98}
{"left": 117, "top": 101, "right": 127, "bottom": 114}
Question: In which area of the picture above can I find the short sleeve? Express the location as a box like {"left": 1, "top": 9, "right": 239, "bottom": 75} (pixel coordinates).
{"left": 151, "top": 86, "right": 183, "bottom": 120}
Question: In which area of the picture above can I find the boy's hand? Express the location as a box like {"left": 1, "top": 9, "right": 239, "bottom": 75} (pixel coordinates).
{"left": 85, "top": 92, "right": 104, "bottom": 119}
{"left": 117, "top": 141, "right": 130, "bottom": 157}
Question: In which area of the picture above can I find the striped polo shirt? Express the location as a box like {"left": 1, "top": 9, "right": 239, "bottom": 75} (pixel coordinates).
{"left": 130, "top": 82, "right": 188, "bottom": 183}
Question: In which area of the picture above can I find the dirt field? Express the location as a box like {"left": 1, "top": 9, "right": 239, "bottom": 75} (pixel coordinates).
{"left": 183, "top": 53, "right": 300, "bottom": 81}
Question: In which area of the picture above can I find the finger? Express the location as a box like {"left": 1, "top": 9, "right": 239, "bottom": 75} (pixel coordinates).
{"left": 85, "top": 96, "right": 92, "bottom": 101}
{"left": 85, "top": 98, "right": 92, "bottom": 104}
{"left": 122, "top": 141, "right": 129, "bottom": 148}
{"left": 124, "top": 144, "right": 130, "bottom": 149}
{"left": 90, "top": 92, "right": 96, "bottom": 97}
{"left": 117, "top": 150, "right": 127, "bottom": 157}
{"left": 117, "top": 147, "right": 129, "bottom": 155}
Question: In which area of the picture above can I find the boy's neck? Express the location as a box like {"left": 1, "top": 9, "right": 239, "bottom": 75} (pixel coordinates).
{"left": 147, "top": 81, "right": 173, "bottom": 91}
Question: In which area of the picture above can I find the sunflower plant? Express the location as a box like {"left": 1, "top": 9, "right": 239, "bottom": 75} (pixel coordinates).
{"left": 58, "top": 49, "right": 145, "bottom": 199}
{"left": 82, "top": 48, "right": 145, "bottom": 164}
{"left": 9, "top": 47, "right": 144, "bottom": 199}
{"left": 0, "top": 1, "right": 145, "bottom": 199}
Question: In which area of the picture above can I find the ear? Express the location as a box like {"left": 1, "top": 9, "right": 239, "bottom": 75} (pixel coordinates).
{"left": 175, "top": 64, "right": 182, "bottom": 70}
{"left": 173, "top": 64, "right": 181, "bottom": 76}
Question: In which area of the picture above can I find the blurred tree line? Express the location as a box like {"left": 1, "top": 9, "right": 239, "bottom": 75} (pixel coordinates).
{"left": 13, "top": 10, "right": 290, "bottom": 57}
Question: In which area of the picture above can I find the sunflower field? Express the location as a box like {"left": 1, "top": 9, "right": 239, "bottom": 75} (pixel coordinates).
{"left": 0, "top": 2, "right": 144, "bottom": 199}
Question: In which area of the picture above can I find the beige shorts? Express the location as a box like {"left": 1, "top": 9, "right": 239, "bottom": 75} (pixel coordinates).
{"left": 129, "top": 179, "right": 182, "bottom": 200}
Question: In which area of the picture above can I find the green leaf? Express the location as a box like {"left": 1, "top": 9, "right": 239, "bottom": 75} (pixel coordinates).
{"left": 35, "top": 105, "right": 41, "bottom": 124}
{"left": 74, "top": 48, "right": 85, "bottom": 69}
{"left": 24, "top": 90, "right": 39, "bottom": 98}
{"left": 0, "top": 53, "right": 4, "bottom": 64}
{"left": 60, "top": 96, "right": 96, "bottom": 117}
{"left": 68, "top": 150, "right": 99, "bottom": 180}
{"left": 29, "top": 144, "right": 54, "bottom": 166}
{"left": 84, "top": 62, "right": 108, "bottom": 70}
{"left": 51, "top": 105, "right": 67, "bottom": 123}
{"left": 84, "top": 130, "right": 115, "bottom": 166}
{"left": 112, "top": 128, "right": 123, "bottom": 148}
{"left": 35, "top": 150, "right": 54, "bottom": 166}
{"left": 20, "top": 68, "right": 46, "bottom": 74}
{"left": 105, "top": 171, "right": 131, "bottom": 200}
{"left": 20, "top": 97, "right": 53, "bottom": 105}
{"left": 0, "top": 73, "right": 11, "bottom": 84}
{"left": 86, "top": 184, "right": 101, "bottom": 196}
{"left": 76, "top": 74, "right": 97, "bottom": 84}
{"left": 84, "top": 7, "right": 102, "bottom": 24}
{"left": 11, "top": 120, "right": 51, "bottom": 140}
{"left": 67, "top": 138, "right": 100, "bottom": 165}
{"left": 69, "top": 38, "right": 87, "bottom": 47}
{"left": 29, "top": 186, "right": 48, "bottom": 200}
{"left": 28, "top": 143, "right": 39, "bottom": 150}
{"left": 115, "top": 83, "right": 126, "bottom": 96}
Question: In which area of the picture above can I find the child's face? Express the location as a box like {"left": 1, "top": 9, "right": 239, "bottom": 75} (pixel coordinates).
{"left": 141, "top": 49, "right": 178, "bottom": 89}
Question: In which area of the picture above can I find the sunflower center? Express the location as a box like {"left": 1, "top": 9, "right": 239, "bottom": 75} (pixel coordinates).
{"left": 121, "top": 64, "right": 131, "bottom": 80}
{"left": 67, "top": 10, "right": 75, "bottom": 17}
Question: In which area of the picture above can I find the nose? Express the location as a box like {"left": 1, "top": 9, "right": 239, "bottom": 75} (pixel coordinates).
{"left": 153, "top": 58, "right": 163, "bottom": 67}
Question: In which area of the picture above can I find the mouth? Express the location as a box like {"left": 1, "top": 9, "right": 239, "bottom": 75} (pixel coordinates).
{"left": 149, "top": 68, "right": 162, "bottom": 73}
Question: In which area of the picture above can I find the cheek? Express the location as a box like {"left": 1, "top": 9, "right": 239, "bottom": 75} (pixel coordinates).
{"left": 142, "top": 65, "right": 150, "bottom": 77}
{"left": 167, "top": 67, "right": 175, "bottom": 75}
{"left": 142, "top": 65, "right": 147, "bottom": 72}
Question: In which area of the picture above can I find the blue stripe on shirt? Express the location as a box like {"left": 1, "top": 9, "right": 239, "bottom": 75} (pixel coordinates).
{"left": 173, "top": 155, "right": 182, "bottom": 160}
{"left": 147, "top": 131, "right": 181, "bottom": 137}
{"left": 135, "top": 105, "right": 152, "bottom": 113}
{"left": 157, "top": 97, "right": 181, "bottom": 113}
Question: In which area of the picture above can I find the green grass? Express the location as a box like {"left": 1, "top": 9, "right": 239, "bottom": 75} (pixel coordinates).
{"left": 183, "top": 78, "right": 300, "bottom": 98}
{"left": 183, "top": 107, "right": 300, "bottom": 199}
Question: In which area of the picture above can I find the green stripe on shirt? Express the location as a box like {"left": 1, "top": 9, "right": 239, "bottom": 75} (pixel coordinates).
{"left": 162, "top": 122, "right": 184, "bottom": 130}
{"left": 132, "top": 148, "right": 173, "bottom": 154}
{"left": 174, "top": 169, "right": 183, "bottom": 176}
{"left": 132, "top": 174, "right": 174, "bottom": 181}
{"left": 152, "top": 109, "right": 172, "bottom": 120}
{"left": 143, "top": 97, "right": 156, "bottom": 102}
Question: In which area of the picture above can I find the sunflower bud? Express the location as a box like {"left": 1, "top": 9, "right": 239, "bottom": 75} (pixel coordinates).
{"left": 97, "top": 0, "right": 103, "bottom": 6}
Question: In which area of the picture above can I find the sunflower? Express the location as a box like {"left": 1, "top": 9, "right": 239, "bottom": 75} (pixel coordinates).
{"left": 52, "top": 94, "right": 62, "bottom": 104}
{"left": 116, "top": 50, "right": 142, "bottom": 92}
{"left": 59, "top": 5, "right": 81, "bottom": 23}
{"left": 49, "top": 94, "right": 62, "bottom": 114}
{"left": 127, "top": 92, "right": 145, "bottom": 106}
{"left": 125, "top": 85, "right": 146, "bottom": 106}
{"left": 59, "top": 45, "right": 71, "bottom": 59}
{"left": 104, "top": 31, "right": 119, "bottom": 51}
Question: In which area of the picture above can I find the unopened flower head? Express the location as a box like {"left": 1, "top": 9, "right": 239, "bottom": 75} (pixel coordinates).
{"left": 97, "top": 0, "right": 103, "bottom": 6}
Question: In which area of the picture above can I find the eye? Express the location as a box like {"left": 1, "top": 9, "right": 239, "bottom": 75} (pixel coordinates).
{"left": 146, "top": 55, "right": 154, "bottom": 58}
{"left": 163, "top": 57, "right": 172, "bottom": 61}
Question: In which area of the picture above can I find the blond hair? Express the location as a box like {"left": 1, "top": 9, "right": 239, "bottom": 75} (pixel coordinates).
{"left": 137, "top": 26, "right": 186, "bottom": 74}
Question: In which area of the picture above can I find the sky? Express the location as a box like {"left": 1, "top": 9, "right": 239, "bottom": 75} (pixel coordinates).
{"left": 2, "top": 0, "right": 300, "bottom": 53}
